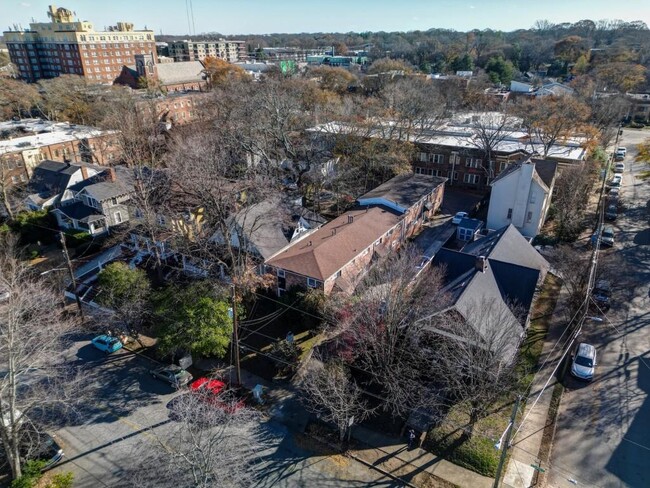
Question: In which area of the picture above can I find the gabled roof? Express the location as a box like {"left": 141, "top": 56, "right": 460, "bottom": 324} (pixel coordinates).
{"left": 490, "top": 157, "right": 557, "bottom": 189}
{"left": 358, "top": 173, "right": 446, "bottom": 210}
{"left": 266, "top": 206, "right": 402, "bottom": 281}
{"left": 69, "top": 166, "right": 135, "bottom": 201}
{"left": 156, "top": 61, "right": 205, "bottom": 85}
{"left": 53, "top": 202, "right": 104, "bottom": 223}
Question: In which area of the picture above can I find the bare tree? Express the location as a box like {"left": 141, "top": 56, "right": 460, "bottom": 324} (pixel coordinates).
{"left": 0, "top": 236, "right": 80, "bottom": 480}
{"left": 125, "top": 390, "right": 268, "bottom": 488}
{"left": 552, "top": 163, "right": 595, "bottom": 241}
{"left": 423, "top": 297, "right": 523, "bottom": 437}
{"left": 325, "top": 248, "right": 450, "bottom": 417}
{"left": 463, "top": 111, "right": 516, "bottom": 182}
{"left": 300, "top": 358, "right": 373, "bottom": 442}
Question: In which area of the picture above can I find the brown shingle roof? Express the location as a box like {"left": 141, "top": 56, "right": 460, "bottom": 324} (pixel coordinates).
{"left": 266, "top": 206, "right": 402, "bottom": 281}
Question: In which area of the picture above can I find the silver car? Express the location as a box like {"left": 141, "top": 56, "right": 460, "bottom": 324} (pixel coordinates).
{"left": 571, "top": 343, "right": 597, "bottom": 381}
{"left": 151, "top": 365, "right": 193, "bottom": 388}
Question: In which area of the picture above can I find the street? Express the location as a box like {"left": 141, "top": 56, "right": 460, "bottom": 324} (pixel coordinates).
{"left": 549, "top": 129, "right": 650, "bottom": 488}
{"left": 50, "top": 337, "right": 400, "bottom": 487}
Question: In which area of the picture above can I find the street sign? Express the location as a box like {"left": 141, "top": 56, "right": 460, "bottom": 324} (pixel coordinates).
{"left": 530, "top": 464, "right": 546, "bottom": 473}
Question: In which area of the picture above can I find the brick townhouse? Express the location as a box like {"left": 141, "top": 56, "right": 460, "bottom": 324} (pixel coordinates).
{"left": 265, "top": 173, "right": 446, "bottom": 296}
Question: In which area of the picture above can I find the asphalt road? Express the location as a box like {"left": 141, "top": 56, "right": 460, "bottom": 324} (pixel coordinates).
{"left": 50, "top": 338, "right": 399, "bottom": 487}
{"left": 549, "top": 129, "right": 650, "bottom": 488}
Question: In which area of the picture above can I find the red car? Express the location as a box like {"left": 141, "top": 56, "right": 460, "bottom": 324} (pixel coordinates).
{"left": 189, "top": 377, "right": 244, "bottom": 412}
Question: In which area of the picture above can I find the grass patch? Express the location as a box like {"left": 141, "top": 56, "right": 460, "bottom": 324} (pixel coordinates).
{"left": 425, "top": 274, "right": 562, "bottom": 477}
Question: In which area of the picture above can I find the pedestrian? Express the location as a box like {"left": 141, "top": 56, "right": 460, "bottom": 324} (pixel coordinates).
{"left": 408, "top": 429, "right": 416, "bottom": 449}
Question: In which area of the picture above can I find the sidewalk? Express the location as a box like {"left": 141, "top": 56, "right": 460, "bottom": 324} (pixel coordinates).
{"left": 503, "top": 286, "right": 569, "bottom": 487}
{"left": 350, "top": 426, "right": 493, "bottom": 488}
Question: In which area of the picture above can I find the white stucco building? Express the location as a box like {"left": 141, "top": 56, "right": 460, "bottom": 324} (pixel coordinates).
{"left": 487, "top": 157, "right": 557, "bottom": 238}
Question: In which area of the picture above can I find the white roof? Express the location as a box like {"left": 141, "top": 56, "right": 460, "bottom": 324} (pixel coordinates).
{"left": 0, "top": 120, "right": 114, "bottom": 156}
{"left": 308, "top": 113, "right": 587, "bottom": 163}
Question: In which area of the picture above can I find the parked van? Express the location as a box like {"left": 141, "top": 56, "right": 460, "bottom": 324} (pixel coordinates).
{"left": 571, "top": 343, "right": 597, "bottom": 381}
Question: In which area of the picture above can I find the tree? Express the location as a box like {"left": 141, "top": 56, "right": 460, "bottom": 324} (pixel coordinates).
{"left": 551, "top": 163, "right": 595, "bottom": 241}
{"left": 37, "top": 75, "right": 98, "bottom": 124}
{"left": 126, "top": 389, "right": 267, "bottom": 488}
{"left": 96, "top": 262, "right": 151, "bottom": 336}
{"left": 203, "top": 56, "right": 250, "bottom": 88}
{"left": 423, "top": 297, "right": 523, "bottom": 437}
{"left": 0, "top": 78, "right": 41, "bottom": 119}
{"left": 464, "top": 111, "right": 516, "bottom": 182}
{"left": 594, "top": 63, "right": 647, "bottom": 92}
{"left": 367, "top": 57, "right": 413, "bottom": 75}
{"left": 309, "top": 66, "right": 357, "bottom": 94}
{"left": 300, "top": 359, "right": 372, "bottom": 442}
{"left": 155, "top": 283, "right": 232, "bottom": 358}
{"left": 485, "top": 56, "right": 515, "bottom": 85}
{"left": 554, "top": 36, "right": 589, "bottom": 64}
{"left": 517, "top": 96, "right": 592, "bottom": 157}
{"left": 0, "top": 237, "right": 79, "bottom": 480}
{"left": 551, "top": 245, "right": 590, "bottom": 314}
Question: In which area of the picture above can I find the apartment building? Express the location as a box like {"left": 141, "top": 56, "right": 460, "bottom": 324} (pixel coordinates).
{"left": 4, "top": 5, "right": 156, "bottom": 83}
{"left": 0, "top": 119, "right": 119, "bottom": 190}
{"left": 168, "top": 39, "right": 246, "bottom": 63}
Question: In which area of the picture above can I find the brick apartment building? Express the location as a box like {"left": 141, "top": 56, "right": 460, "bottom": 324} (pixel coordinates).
{"left": 168, "top": 39, "right": 246, "bottom": 63}
{"left": 265, "top": 173, "right": 446, "bottom": 296}
{"left": 4, "top": 5, "right": 156, "bottom": 83}
{"left": 309, "top": 113, "right": 587, "bottom": 191}
{"left": 0, "top": 119, "right": 119, "bottom": 190}
{"left": 135, "top": 91, "right": 209, "bottom": 127}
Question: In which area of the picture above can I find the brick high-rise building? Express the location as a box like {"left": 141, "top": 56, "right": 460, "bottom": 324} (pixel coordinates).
{"left": 4, "top": 5, "right": 156, "bottom": 83}
{"left": 168, "top": 39, "right": 246, "bottom": 63}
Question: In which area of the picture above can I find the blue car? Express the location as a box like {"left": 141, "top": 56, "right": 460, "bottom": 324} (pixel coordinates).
{"left": 91, "top": 335, "right": 123, "bottom": 354}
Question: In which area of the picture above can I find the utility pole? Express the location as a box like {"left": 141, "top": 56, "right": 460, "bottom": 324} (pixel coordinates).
{"left": 493, "top": 395, "right": 521, "bottom": 488}
{"left": 231, "top": 284, "right": 241, "bottom": 386}
{"left": 59, "top": 231, "right": 83, "bottom": 317}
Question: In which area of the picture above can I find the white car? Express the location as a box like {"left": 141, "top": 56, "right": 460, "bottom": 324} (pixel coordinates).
{"left": 614, "top": 163, "right": 625, "bottom": 173}
{"left": 615, "top": 147, "right": 626, "bottom": 161}
{"left": 451, "top": 212, "right": 468, "bottom": 225}
{"left": 608, "top": 175, "right": 622, "bottom": 188}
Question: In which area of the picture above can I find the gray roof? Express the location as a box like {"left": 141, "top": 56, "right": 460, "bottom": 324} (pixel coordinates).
{"left": 358, "top": 173, "right": 446, "bottom": 209}
{"left": 491, "top": 157, "right": 557, "bottom": 189}
{"left": 234, "top": 197, "right": 326, "bottom": 261}
{"left": 156, "top": 61, "right": 205, "bottom": 85}
{"left": 70, "top": 166, "right": 135, "bottom": 202}
{"left": 54, "top": 202, "right": 104, "bottom": 223}
{"left": 28, "top": 160, "right": 101, "bottom": 203}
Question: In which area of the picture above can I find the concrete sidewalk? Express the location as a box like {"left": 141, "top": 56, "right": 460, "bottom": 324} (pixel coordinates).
{"left": 350, "top": 426, "right": 493, "bottom": 488}
{"left": 503, "top": 286, "right": 569, "bottom": 488}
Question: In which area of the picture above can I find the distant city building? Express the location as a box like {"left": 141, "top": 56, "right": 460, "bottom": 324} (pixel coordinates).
{"left": 259, "top": 47, "right": 326, "bottom": 63}
{"left": 626, "top": 93, "right": 650, "bottom": 123}
{"left": 168, "top": 39, "right": 246, "bottom": 63}
{"left": 306, "top": 55, "right": 368, "bottom": 68}
{"left": 3, "top": 5, "right": 156, "bottom": 83}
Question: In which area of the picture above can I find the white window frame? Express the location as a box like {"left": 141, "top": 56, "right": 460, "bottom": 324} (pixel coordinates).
{"left": 277, "top": 269, "right": 285, "bottom": 278}
{"left": 463, "top": 174, "right": 480, "bottom": 184}
{"left": 465, "top": 157, "right": 482, "bottom": 168}
{"left": 307, "top": 277, "right": 317, "bottom": 288}
{"left": 526, "top": 211, "right": 533, "bottom": 223}
{"left": 114, "top": 211, "right": 123, "bottom": 224}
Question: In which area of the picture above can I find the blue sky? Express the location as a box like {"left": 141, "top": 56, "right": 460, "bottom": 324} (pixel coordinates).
{"left": 6, "top": 0, "right": 650, "bottom": 36}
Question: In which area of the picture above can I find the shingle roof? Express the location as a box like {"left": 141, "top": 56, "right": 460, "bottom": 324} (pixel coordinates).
{"left": 54, "top": 202, "right": 104, "bottom": 223}
{"left": 70, "top": 166, "right": 135, "bottom": 201}
{"left": 490, "top": 156, "right": 557, "bottom": 189}
{"left": 266, "top": 206, "right": 402, "bottom": 281}
{"left": 358, "top": 174, "right": 446, "bottom": 209}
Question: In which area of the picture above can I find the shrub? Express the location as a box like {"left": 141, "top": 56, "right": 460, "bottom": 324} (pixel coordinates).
{"left": 425, "top": 428, "right": 499, "bottom": 477}
{"left": 10, "top": 460, "right": 47, "bottom": 488}
{"left": 45, "top": 472, "right": 74, "bottom": 488}
{"left": 63, "top": 230, "right": 91, "bottom": 247}
{"left": 10, "top": 210, "right": 57, "bottom": 245}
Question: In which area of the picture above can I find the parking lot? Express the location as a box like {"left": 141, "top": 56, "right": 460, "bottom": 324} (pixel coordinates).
{"left": 549, "top": 129, "right": 650, "bottom": 488}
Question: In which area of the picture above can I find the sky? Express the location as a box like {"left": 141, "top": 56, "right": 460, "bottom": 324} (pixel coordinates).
{"left": 5, "top": 0, "right": 650, "bottom": 36}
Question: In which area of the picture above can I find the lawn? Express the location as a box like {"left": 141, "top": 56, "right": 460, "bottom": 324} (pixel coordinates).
{"left": 425, "top": 273, "right": 562, "bottom": 477}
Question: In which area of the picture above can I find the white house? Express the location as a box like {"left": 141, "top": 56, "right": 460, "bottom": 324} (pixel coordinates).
{"left": 487, "top": 157, "right": 557, "bottom": 238}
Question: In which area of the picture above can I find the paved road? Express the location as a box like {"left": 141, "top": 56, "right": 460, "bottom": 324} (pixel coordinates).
{"left": 51, "top": 337, "right": 399, "bottom": 487}
{"left": 549, "top": 129, "right": 650, "bottom": 488}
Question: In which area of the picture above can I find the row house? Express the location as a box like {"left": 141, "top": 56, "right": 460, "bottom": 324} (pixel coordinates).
{"left": 265, "top": 173, "right": 446, "bottom": 296}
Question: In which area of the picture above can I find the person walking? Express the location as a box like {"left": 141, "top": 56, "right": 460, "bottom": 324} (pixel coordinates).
{"left": 408, "top": 429, "right": 416, "bottom": 449}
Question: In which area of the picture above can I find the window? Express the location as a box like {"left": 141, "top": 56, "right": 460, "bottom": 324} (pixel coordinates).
{"left": 277, "top": 269, "right": 285, "bottom": 278}
{"left": 111, "top": 197, "right": 117, "bottom": 206}
{"left": 529, "top": 192, "right": 536, "bottom": 204}
{"left": 307, "top": 278, "right": 318, "bottom": 288}
{"left": 463, "top": 174, "right": 480, "bottom": 185}
{"left": 499, "top": 161, "right": 508, "bottom": 171}
{"left": 507, "top": 208, "right": 513, "bottom": 219}
{"left": 335, "top": 270, "right": 342, "bottom": 278}
{"left": 458, "top": 227, "right": 474, "bottom": 241}
{"left": 526, "top": 211, "right": 533, "bottom": 223}
{"left": 114, "top": 212, "right": 123, "bottom": 224}
{"left": 466, "top": 158, "right": 482, "bottom": 168}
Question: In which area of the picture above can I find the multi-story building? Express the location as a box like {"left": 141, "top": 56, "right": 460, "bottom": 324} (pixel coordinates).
{"left": 3, "top": 5, "right": 156, "bottom": 83}
{"left": 168, "top": 39, "right": 246, "bottom": 63}
{"left": 0, "top": 119, "right": 120, "bottom": 190}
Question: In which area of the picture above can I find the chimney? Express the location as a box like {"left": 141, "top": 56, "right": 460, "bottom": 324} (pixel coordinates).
{"left": 475, "top": 256, "right": 487, "bottom": 273}
{"left": 80, "top": 165, "right": 89, "bottom": 180}
{"left": 107, "top": 167, "right": 116, "bottom": 182}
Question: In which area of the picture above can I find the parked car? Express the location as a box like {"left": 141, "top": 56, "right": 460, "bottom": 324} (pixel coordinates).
{"left": 614, "top": 147, "right": 626, "bottom": 161}
{"left": 608, "top": 187, "right": 620, "bottom": 198}
{"left": 451, "top": 211, "right": 469, "bottom": 225}
{"left": 614, "top": 162, "right": 625, "bottom": 173}
{"left": 91, "top": 335, "right": 123, "bottom": 354}
{"left": 608, "top": 175, "right": 622, "bottom": 188}
{"left": 571, "top": 343, "right": 597, "bottom": 381}
{"left": 189, "top": 377, "right": 244, "bottom": 412}
{"left": 19, "top": 430, "right": 64, "bottom": 471}
{"left": 151, "top": 365, "right": 193, "bottom": 388}
{"left": 601, "top": 226, "right": 615, "bottom": 247}
{"left": 605, "top": 204, "right": 617, "bottom": 220}
{"left": 592, "top": 280, "right": 611, "bottom": 312}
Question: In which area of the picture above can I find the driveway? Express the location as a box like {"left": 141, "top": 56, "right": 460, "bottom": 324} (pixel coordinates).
{"left": 51, "top": 339, "right": 398, "bottom": 487}
{"left": 548, "top": 129, "right": 650, "bottom": 488}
